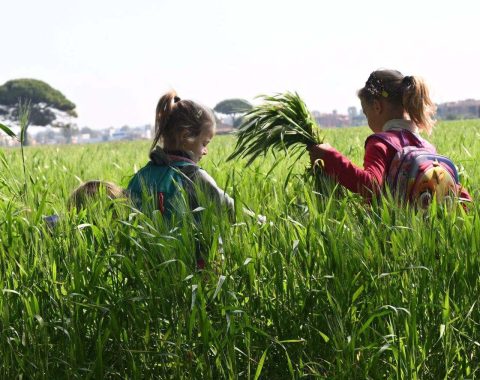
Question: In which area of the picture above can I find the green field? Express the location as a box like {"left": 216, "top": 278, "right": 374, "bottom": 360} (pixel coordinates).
{"left": 1, "top": 120, "right": 479, "bottom": 379}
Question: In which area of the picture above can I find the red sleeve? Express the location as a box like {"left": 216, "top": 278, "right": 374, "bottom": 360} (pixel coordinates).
{"left": 321, "top": 138, "right": 391, "bottom": 198}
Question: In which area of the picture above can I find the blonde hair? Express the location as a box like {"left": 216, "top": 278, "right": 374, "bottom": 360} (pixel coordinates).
{"left": 151, "top": 90, "right": 216, "bottom": 153}
{"left": 68, "top": 180, "right": 126, "bottom": 210}
{"left": 358, "top": 70, "right": 437, "bottom": 134}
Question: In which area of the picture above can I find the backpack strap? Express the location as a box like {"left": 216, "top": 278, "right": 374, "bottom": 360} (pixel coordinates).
{"left": 398, "top": 129, "right": 427, "bottom": 148}
{"left": 365, "top": 131, "right": 402, "bottom": 152}
{"left": 168, "top": 161, "right": 201, "bottom": 213}
{"left": 365, "top": 129, "right": 427, "bottom": 152}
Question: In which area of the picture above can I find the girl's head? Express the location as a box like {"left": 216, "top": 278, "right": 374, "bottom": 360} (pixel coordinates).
{"left": 68, "top": 180, "right": 126, "bottom": 211}
{"left": 151, "top": 90, "right": 216, "bottom": 162}
{"left": 358, "top": 70, "right": 436, "bottom": 134}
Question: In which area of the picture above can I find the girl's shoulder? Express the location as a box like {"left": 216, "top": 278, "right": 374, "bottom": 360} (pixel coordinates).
{"left": 365, "top": 131, "right": 403, "bottom": 151}
{"left": 189, "top": 167, "right": 217, "bottom": 186}
{"left": 366, "top": 130, "right": 436, "bottom": 153}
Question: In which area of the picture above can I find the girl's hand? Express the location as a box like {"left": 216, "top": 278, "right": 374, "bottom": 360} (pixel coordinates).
{"left": 307, "top": 143, "right": 332, "bottom": 165}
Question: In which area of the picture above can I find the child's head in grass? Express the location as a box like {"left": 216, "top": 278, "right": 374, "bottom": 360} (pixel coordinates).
{"left": 358, "top": 69, "right": 436, "bottom": 135}
{"left": 68, "top": 180, "right": 127, "bottom": 211}
{"left": 151, "top": 90, "right": 216, "bottom": 163}
{"left": 44, "top": 181, "right": 126, "bottom": 230}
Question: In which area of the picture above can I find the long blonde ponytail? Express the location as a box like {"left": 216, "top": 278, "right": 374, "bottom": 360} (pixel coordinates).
{"left": 402, "top": 76, "right": 436, "bottom": 134}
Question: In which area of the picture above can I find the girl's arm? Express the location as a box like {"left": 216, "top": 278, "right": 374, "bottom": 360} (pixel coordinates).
{"left": 195, "top": 170, "right": 266, "bottom": 223}
{"left": 194, "top": 169, "right": 235, "bottom": 213}
{"left": 308, "top": 139, "right": 391, "bottom": 198}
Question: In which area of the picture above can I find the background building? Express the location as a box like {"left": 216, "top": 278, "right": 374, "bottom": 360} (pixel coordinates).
{"left": 436, "top": 99, "right": 480, "bottom": 120}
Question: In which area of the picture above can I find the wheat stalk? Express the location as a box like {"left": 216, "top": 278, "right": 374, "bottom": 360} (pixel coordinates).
{"left": 228, "top": 92, "right": 323, "bottom": 166}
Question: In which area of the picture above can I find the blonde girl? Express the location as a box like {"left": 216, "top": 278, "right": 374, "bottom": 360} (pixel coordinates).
{"left": 308, "top": 69, "right": 471, "bottom": 203}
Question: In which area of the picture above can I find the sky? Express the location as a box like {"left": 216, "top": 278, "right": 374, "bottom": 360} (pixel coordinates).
{"left": 1, "top": 0, "right": 479, "bottom": 129}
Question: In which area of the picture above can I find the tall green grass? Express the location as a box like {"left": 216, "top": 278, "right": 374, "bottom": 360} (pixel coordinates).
{"left": 0, "top": 120, "right": 479, "bottom": 379}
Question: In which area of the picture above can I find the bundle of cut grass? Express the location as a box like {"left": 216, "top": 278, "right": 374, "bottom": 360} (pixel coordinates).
{"left": 227, "top": 92, "right": 323, "bottom": 166}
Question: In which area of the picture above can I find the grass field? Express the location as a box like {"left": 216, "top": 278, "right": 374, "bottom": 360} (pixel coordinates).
{"left": 0, "top": 120, "right": 479, "bottom": 379}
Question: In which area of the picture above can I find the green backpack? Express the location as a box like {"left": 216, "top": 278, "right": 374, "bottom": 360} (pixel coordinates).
{"left": 127, "top": 161, "right": 197, "bottom": 218}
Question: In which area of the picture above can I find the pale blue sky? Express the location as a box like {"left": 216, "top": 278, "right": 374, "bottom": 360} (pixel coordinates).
{"left": 1, "top": 0, "right": 479, "bottom": 128}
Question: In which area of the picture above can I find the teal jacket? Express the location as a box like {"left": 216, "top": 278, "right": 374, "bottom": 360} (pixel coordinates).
{"left": 127, "top": 147, "right": 234, "bottom": 218}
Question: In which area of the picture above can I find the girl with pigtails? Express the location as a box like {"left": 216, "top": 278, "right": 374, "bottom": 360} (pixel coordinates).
{"left": 128, "top": 91, "right": 235, "bottom": 219}
{"left": 308, "top": 69, "right": 471, "bottom": 206}
{"left": 128, "top": 91, "right": 236, "bottom": 269}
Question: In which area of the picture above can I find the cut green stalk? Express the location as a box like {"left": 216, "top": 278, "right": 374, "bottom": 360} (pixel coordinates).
{"left": 228, "top": 92, "right": 323, "bottom": 166}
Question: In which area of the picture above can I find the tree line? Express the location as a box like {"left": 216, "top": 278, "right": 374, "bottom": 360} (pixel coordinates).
{"left": 0, "top": 78, "right": 252, "bottom": 144}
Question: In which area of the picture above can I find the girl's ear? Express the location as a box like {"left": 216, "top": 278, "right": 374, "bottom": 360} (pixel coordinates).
{"left": 178, "top": 129, "right": 190, "bottom": 144}
{"left": 373, "top": 99, "right": 383, "bottom": 114}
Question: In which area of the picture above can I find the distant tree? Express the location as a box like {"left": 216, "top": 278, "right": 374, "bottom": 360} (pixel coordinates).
{"left": 61, "top": 123, "right": 78, "bottom": 144}
{"left": 25, "top": 106, "right": 56, "bottom": 126}
{"left": 0, "top": 79, "right": 77, "bottom": 133}
{"left": 80, "top": 126, "right": 94, "bottom": 135}
{"left": 213, "top": 98, "right": 252, "bottom": 128}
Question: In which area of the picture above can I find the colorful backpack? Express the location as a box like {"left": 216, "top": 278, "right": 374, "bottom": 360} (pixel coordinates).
{"left": 368, "top": 130, "right": 460, "bottom": 208}
{"left": 127, "top": 160, "right": 197, "bottom": 218}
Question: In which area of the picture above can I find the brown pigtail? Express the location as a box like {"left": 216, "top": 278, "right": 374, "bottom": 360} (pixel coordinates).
{"left": 151, "top": 91, "right": 178, "bottom": 152}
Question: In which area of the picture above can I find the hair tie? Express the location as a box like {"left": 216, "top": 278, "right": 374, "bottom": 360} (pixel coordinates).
{"left": 174, "top": 96, "right": 181, "bottom": 103}
{"left": 402, "top": 76, "right": 414, "bottom": 88}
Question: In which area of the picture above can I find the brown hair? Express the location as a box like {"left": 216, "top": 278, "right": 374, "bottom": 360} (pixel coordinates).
{"left": 68, "top": 180, "right": 126, "bottom": 210}
{"left": 358, "top": 70, "right": 437, "bottom": 134}
{"left": 151, "top": 90, "right": 216, "bottom": 153}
